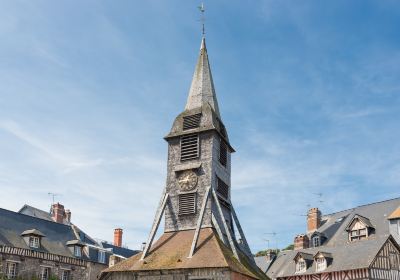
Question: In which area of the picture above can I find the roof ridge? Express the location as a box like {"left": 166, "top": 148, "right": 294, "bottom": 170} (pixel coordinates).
{"left": 322, "top": 196, "right": 400, "bottom": 218}
{"left": 0, "top": 207, "right": 72, "bottom": 229}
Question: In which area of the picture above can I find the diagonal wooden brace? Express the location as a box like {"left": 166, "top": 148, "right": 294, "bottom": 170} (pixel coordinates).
{"left": 188, "top": 186, "right": 211, "bottom": 258}
{"left": 212, "top": 188, "right": 239, "bottom": 260}
{"left": 140, "top": 192, "right": 169, "bottom": 261}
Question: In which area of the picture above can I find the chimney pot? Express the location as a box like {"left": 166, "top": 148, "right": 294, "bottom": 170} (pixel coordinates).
{"left": 114, "top": 228, "right": 123, "bottom": 247}
{"left": 65, "top": 209, "right": 71, "bottom": 223}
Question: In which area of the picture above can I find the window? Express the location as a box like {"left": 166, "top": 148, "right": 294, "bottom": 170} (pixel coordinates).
{"left": 219, "top": 139, "right": 227, "bottom": 167}
{"left": 180, "top": 134, "right": 199, "bottom": 161}
{"left": 295, "top": 259, "right": 306, "bottom": 273}
{"left": 29, "top": 236, "right": 40, "bottom": 248}
{"left": 6, "top": 262, "right": 18, "bottom": 279}
{"left": 40, "top": 267, "right": 50, "bottom": 280}
{"left": 312, "top": 236, "right": 320, "bottom": 247}
{"left": 179, "top": 193, "right": 196, "bottom": 215}
{"left": 349, "top": 228, "right": 368, "bottom": 241}
{"left": 183, "top": 114, "right": 201, "bottom": 130}
{"left": 316, "top": 257, "right": 327, "bottom": 272}
{"left": 98, "top": 250, "right": 106, "bottom": 263}
{"left": 61, "top": 270, "right": 70, "bottom": 280}
{"left": 217, "top": 177, "right": 229, "bottom": 199}
{"left": 74, "top": 246, "right": 82, "bottom": 257}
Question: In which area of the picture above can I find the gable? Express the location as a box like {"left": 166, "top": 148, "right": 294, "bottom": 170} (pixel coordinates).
{"left": 370, "top": 237, "right": 400, "bottom": 270}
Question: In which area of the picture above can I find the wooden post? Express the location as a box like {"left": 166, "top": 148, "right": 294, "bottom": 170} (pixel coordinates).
{"left": 188, "top": 186, "right": 211, "bottom": 258}
{"left": 140, "top": 192, "right": 169, "bottom": 260}
{"left": 212, "top": 188, "right": 239, "bottom": 260}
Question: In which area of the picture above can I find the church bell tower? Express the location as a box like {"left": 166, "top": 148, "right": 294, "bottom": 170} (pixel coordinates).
{"left": 100, "top": 37, "right": 267, "bottom": 280}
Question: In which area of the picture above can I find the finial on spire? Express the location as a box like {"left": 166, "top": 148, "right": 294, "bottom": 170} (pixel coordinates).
{"left": 198, "top": 3, "right": 205, "bottom": 37}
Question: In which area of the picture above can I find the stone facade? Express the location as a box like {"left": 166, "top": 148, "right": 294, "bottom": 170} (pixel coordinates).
{"left": 0, "top": 250, "right": 106, "bottom": 280}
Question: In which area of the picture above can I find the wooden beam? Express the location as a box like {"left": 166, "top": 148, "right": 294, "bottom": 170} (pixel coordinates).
{"left": 188, "top": 186, "right": 211, "bottom": 258}
{"left": 140, "top": 192, "right": 169, "bottom": 260}
{"left": 212, "top": 188, "right": 239, "bottom": 260}
{"left": 231, "top": 205, "right": 254, "bottom": 262}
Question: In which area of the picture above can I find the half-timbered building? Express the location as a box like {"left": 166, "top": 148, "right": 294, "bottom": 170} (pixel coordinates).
{"left": 0, "top": 203, "right": 138, "bottom": 279}
{"left": 266, "top": 198, "right": 400, "bottom": 280}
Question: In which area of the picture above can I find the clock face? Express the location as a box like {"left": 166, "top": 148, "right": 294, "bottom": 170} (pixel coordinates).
{"left": 177, "top": 170, "right": 198, "bottom": 191}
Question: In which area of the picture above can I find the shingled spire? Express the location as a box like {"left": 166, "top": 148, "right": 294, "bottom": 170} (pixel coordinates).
{"left": 185, "top": 37, "right": 221, "bottom": 118}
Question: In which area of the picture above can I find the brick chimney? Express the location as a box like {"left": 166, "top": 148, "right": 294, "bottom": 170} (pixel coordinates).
{"left": 307, "top": 207, "right": 321, "bottom": 233}
{"left": 51, "top": 203, "right": 65, "bottom": 224}
{"left": 294, "top": 234, "right": 309, "bottom": 250}
{"left": 65, "top": 209, "right": 71, "bottom": 223}
{"left": 114, "top": 228, "right": 123, "bottom": 247}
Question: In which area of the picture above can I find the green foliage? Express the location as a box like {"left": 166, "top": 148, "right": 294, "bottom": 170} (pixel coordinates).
{"left": 283, "top": 244, "right": 294, "bottom": 251}
{"left": 255, "top": 249, "right": 280, "bottom": 257}
{"left": 49, "top": 275, "right": 59, "bottom": 280}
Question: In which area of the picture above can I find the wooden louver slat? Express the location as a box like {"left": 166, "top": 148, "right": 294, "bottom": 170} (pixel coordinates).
{"left": 179, "top": 193, "right": 196, "bottom": 215}
{"left": 219, "top": 139, "right": 227, "bottom": 166}
{"left": 217, "top": 177, "right": 229, "bottom": 199}
{"left": 183, "top": 113, "right": 202, "bottom": 130}
{"left": 180, "top": 134, "right": 199, "bottom": 161}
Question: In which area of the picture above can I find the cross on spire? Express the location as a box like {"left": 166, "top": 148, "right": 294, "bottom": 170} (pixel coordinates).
{"left": 198, "top": 3, "right": 205, "bottom": 36}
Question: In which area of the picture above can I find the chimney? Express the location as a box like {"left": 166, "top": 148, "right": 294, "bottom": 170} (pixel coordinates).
{"left": 114, "top": 228, "right": 123, "bottom": 247}
{"left": 294, "top": 234, "right": 309, "bottom": 250}
{"left": 51, "top": 203, "right": 65, "bottom": 224}
{"left": 307, "top": 207, "right": 321, "bottom": 233}
{"left": 65, "top": 209, "right": 71, "bottom": 223}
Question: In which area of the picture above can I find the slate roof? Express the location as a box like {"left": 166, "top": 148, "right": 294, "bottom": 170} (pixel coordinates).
{"left": 101, "top": 242, "right": 140, "bottom": 259}
{"left": 0, "top": 207, "right": 81, "bottom": 258}
{"left": 267, "top": 197, "right": 400, "bottom": 279}
{"left": 255, "top": 256, "right": 275, "bottom": 274}
{"left": 101, "top": 228, "right": 268, "bottom": 280}
{"left": 1, "top": 206, "right": 138, "bottom": 264}
{"left": 185, "top": 37, "right": 221, "bottom": 119}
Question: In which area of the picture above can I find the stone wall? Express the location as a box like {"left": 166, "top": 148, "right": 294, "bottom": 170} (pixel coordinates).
{"left": 0, "top": 252, "right": 107, "bottom": 280}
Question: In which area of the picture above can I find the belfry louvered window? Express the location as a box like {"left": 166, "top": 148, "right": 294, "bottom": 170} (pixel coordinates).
{"left": 179, "top": 193, "right": 196, "bottom": 215}
{"left": 219, "top": 139, "right": 227, "bottom": 166}
{"left": 217, "top": 177, "right": 229, "bottom": 199}
{"left": 180, "top": 134, "right": 199, "bottom": 161}
{"left": 183, "top": 113, "right": 201, "bottom": 130}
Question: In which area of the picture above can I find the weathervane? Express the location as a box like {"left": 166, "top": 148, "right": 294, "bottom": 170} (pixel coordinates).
{"left": 198, "top": 3, "right": 205, "bottom": 36}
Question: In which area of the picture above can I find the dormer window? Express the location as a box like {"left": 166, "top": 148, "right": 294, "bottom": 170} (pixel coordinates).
{"left": 74, "top": 246, "right": 82, "bottom": 257}
{"left": 345, "top": 214, "right": 374, "bottom": 242}
{"left": 29, "top": 236, "right": 40, "bottom": 248}
{"left": 312, "top": 236, "right": 320, "bottom": 247}
{"left": 183, "top": 113, "right": 201, "bottom": 130}
{"left": 316, "top": 257, "right": 327, "bottom": 272}
{"left": 66, "top": 240, "right": 85, "bottom": 258}
{"left": 21, "top": 229, "right": 45, "bottom": 249}
{"left": 295, "top": 259, "right": 306, "bottom": 273}
{"left": 294, "top": 252, "right": 313, "bottom": 274}
{"left": 314, "top": 252, "right": 332, "bottom": 272}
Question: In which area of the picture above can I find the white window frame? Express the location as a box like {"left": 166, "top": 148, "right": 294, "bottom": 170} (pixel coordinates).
{"left": 295, "top": 259, "right": 306, "bottom": 273}
{"left": 61, "top": 269, "right": 70, "bottom": 280}
{"left": 312, "top": 236, "right": 320, "bottom": 247}
{"left": 74, "top": 246, "right": 82, "bottom": 257}
{"left": 349, "top": 227, "right": 368, "bottom": 241}
{"left": 98, "top": 250, "right": 106, "bottom": 263}
{"left": 29, "top": 236, "right": 40, "bottom": 248}
{"left": 6, "top": 261, "right": 18, "bottom": 279}
{"left": 40, "top": 266, "right": 50, "bottom": 280}
{"left": 316, "top": 257, "right": 327, "bottom": 272}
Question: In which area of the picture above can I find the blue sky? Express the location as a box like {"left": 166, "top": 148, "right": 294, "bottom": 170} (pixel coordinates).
{"left": 0, "top": 1, "right": 400, "bottom": 252}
